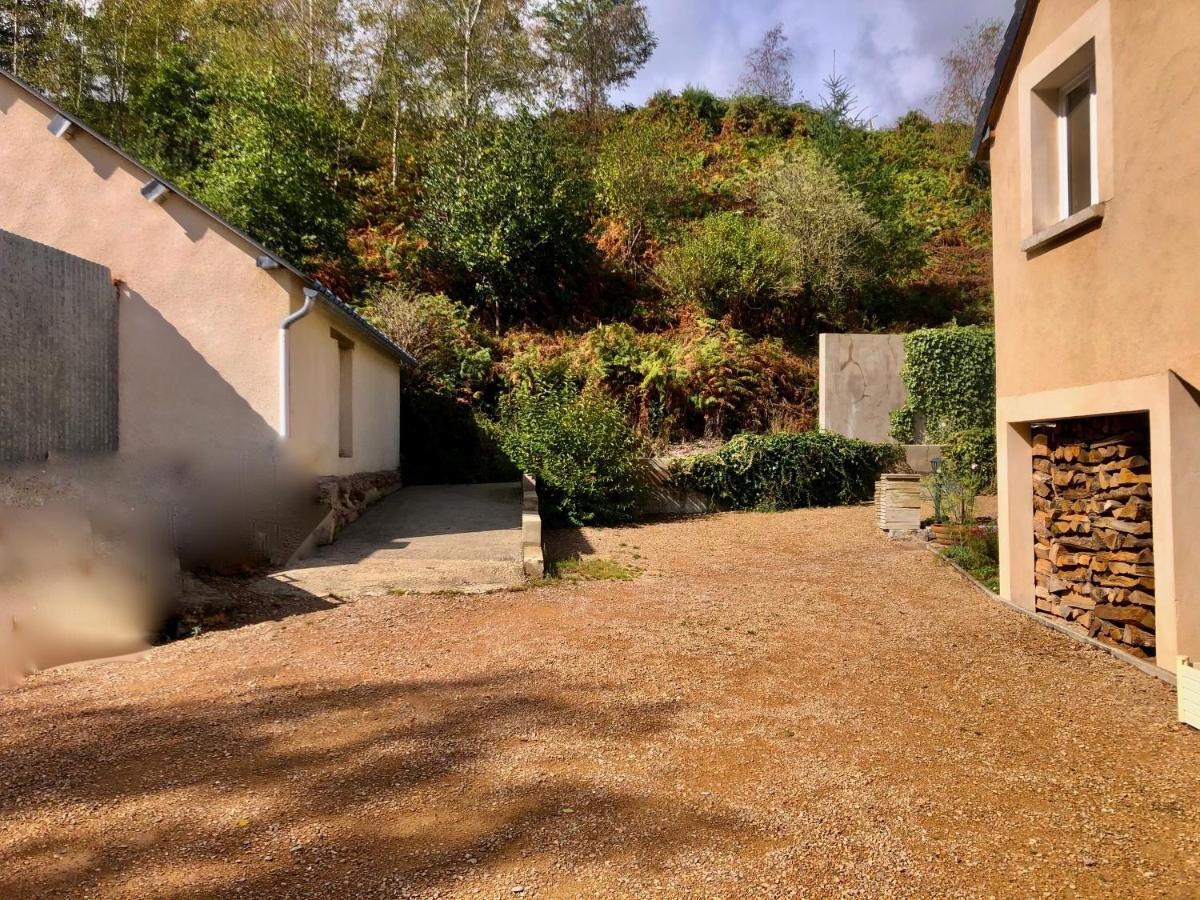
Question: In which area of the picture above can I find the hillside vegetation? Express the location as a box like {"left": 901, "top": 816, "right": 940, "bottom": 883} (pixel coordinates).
{"left": 3, "top": 1, "right": 996, "bottom": 515}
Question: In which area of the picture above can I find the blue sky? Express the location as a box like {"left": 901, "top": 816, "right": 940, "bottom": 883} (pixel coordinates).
{"left": 612, "top": 0, "right": 1015, "bottom": 125}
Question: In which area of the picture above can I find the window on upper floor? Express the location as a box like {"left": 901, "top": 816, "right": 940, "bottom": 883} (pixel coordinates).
{"left": 1021, "top": 30, "right": 1110, "bottom": 252}
{"left": 1059, "top": 67, "right": 1098, "bottom": 219}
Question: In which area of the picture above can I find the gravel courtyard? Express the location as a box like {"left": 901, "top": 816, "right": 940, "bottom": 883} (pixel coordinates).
{"left": 1, "top": 505, "right": 1197, "bottom": 898}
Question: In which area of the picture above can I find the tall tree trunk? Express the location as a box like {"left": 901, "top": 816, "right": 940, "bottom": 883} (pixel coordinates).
{"left": 391, "top": 93, "right": 401, "bottom": 186}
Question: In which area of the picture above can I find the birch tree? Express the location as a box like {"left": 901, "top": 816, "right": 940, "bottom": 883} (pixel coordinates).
{"left": 736, "top": 23, "right": 794, "bottom": 104}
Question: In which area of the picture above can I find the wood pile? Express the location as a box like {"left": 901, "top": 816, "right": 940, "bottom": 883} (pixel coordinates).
{"left": 1032, "top": 416, "right": 1154, "bottom": 658}
{"left": 876, "top": 474, "right": 922, "bottom": 532}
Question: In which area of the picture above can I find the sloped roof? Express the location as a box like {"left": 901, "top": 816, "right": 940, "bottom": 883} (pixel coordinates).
{"left": 971, "top": 0, "right": 1038, "bottom": 160}
{"left": 0, "top": 67, "right": 416, "bottom": 367}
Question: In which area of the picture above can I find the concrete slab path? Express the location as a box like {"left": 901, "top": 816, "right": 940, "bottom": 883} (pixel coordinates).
{"left": 270, "top": 482, "right": 525, "bottom": 597}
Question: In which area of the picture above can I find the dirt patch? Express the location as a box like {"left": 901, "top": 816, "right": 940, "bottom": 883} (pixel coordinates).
{"left": 0, "top": 506, "right": 1196, "bottom": 898}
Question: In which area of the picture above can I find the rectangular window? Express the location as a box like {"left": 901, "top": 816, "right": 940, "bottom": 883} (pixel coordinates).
{"left": 1059, "top": 69, "right": 1098, "bottom": 218}
{"left": 332, "top": 330, "right": 354, "bottom": 459}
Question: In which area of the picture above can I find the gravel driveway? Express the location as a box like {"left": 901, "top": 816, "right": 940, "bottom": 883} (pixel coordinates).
{"left": 1, "top": 506, "right": 1197, "bottom": 898}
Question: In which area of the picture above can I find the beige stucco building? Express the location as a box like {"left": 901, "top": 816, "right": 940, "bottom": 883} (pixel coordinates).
{"left": 0, "top": 70, "right": 413, "bottom": 565}
{"left": 974, "top": 0, "right": 1200, "bottom": 675}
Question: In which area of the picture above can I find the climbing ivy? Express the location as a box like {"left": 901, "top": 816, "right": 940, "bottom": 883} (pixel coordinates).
{"left": 890, "top": 325, "right": 996, "bottom": 483}
{"left": 890, "top": 325, "right": 995, "bottom": 442}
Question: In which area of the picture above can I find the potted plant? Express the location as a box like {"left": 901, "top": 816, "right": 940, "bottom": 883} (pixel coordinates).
{"left": 927, "top": 458, "right": 988, "bottom": 546}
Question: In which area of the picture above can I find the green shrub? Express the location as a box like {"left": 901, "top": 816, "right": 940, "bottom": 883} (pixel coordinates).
{"left": 679, "top": 86, "right": 728, "bottom": 135}
{"left": 486, "top": 382, "right": 646, "bottom": 525}
{"left": 594, "top": 111, "right": 703, "bottom": 255}
{"left": 943, "top": 425, "right": 997, "bottom": 489}
{"left": 721, "top": 95, "right": 798, "bottom": 138}
{"left": 418, "top": 111, "right": 593, "bottom": 329}
{"left": 674, "top": 431, "right": 902, "bottom": 512}
{"left": 195, "top": 70, "right": 348, "bottom": 266}
{"left": 655, "top": 212, "right": 794, "bottom": 327}
{"left": 364, "top": 287, "right": 493, "bottom": 399}
{"left": 756, "top": 150, "right": 885, "bottom": 327}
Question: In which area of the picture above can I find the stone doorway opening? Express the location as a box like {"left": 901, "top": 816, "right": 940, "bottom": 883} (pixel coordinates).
{"left": 1031, "top": 413, "right": 1155, "bottom": 660}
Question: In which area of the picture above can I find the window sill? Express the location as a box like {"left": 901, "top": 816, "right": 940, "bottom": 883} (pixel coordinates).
{"left": 1021, "top": 202, "right": 1106, "bottom": 253}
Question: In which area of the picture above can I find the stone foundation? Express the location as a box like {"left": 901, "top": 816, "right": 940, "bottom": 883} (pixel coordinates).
{"left": 312, "top": 470, "right": 403, "bottom": 546}
{"left": 1032, "top": 415, "right": 1154, "bottom": 658}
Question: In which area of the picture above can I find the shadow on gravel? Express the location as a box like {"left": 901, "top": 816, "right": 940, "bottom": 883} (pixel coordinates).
{"left": 0, "top": 670, "right": 732, "bottom": 897}
{"left": 542, "top": 526, "right": 596, "bottom": 565}
{"left": 165, "top": 574, "right": 343, "bottom": 641}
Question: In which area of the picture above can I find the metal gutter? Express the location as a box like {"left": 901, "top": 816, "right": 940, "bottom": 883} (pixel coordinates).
{"left": 0, "top": 67, "right": 415, "bottom": 367}
{"left": 279, "top": 288, "right": 319, "bottom": 439}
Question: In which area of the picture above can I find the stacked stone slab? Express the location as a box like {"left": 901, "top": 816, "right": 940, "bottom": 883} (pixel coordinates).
{"left": 875, "top": 474, "right": 922, "bottom": 532}
{"left": 1032, "top": 416, "right": 1154, "bottom": 658}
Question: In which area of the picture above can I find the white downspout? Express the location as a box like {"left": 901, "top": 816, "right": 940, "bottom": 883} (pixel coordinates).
{"left": 279, "top": 287, "right": 319, "bottom": 439}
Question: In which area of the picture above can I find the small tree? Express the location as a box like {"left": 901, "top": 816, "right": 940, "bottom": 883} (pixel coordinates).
{"left": 127, "top": 48, "right": 214, "bottom": 179}
{"left": 757, "top": 150, "right": 883, "bottom": 328}
{"left": 195, "top": 71, "right": 349, "bottom": 266}
{"left": 418, "top": 111, "right": 593, "bottom": 330}
{"left": 535, "top": 0, "right": 656, "bottom": 121}
{"left": 736, "top": 23, "right": 794, "bottom": 105}
{"left": 487, "top": 381, "right": 646, "bottom": 525}
{"left": 655, "top": 212, "right": 794, "bottom": 330}
{"left": 935, "top": 18, "right": 1005, "bottom": 125}
{"left": 593, "top": 111, "right": 700, "bottom": 263}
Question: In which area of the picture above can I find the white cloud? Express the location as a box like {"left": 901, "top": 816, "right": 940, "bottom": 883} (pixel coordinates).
{"left": 613, "top": 0, "right": 1013, "bottom": 124}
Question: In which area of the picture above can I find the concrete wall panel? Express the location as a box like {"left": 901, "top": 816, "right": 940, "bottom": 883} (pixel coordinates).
{"left": 818, "top": 333, "right": 907, "bottom": 443}
{"left": 0, "top": 230, "right": 116, "bottom": 462}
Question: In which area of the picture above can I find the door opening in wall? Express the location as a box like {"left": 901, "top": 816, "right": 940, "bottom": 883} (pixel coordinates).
{"left": 332, "top": 329, "right": 354, "bottom": 459}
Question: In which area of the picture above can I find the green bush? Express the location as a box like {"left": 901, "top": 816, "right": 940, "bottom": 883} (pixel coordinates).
{"left": 364, "top": 288, "right": 493, "bottom": 399}
{"left": 594, "top": 111, "right": 703, "bottom": 254}
{"left": 721, "top": 95, "right": 798, "bottom": 138}
{"left": 942, "top": 425, "right": 997, "bottom": 489}
{"left": 418, "top": 111, "right": 593, "bottom": 329}
{"left": 194, "top": 70, "right": 348, "bottom": 266}
{"left": 756, "top": 150, "right": 885, "bottom": 327}
{"left": 678, "top": 86, "right": 729, "bottom": 135}
{"left": 673, "top": 431, "right": 902, "bottom": 512}
{"left": 655, "top": 212, "right": 794, "bottom": 327}
{"left": 485, "top": 382, "right": 646, "bottom": 525}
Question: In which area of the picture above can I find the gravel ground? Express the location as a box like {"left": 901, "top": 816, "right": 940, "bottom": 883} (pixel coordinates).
{"left": 1, "top": 505, "right": 1197, "bottom": 898}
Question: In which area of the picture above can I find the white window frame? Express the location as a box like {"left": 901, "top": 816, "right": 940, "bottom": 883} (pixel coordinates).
{"left": 1057, "top": 66, "right": 1099, "bottom": 220}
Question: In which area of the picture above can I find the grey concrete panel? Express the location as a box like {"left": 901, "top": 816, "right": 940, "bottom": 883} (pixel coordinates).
{"left": 818, "top": 333, "right": 907, "bottom": 443}
{"left": 0, "top": 230, "right": 116, "bottom": 462}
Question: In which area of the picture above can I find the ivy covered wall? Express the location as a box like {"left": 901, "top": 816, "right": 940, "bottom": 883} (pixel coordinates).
{"left": 890, "top": 325, "right": 996, "bottom": 483}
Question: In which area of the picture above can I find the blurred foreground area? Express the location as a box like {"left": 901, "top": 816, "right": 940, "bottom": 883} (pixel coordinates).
{"left": 0, "top": 504, "right": 170, "bottom": 687}
{"left": 0, "top": 451, "right": 320, "bottom": 687}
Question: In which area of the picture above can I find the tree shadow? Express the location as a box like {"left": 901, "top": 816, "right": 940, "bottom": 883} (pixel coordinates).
{"left": 0, "top": 670, "right": 742, "bottom": 896}
{"left": 542, "top": 526, "right": 596, "bottom": 565}
{"left": 163, "top": 573, "right": 344, "bottom": 639}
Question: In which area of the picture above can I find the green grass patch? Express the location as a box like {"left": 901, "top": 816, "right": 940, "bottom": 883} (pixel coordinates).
{"left": 942, "top": 529, "right": 1000, "bottom": 593}
{"left": 552, "top": 558, "right": 640, "bottom": 582}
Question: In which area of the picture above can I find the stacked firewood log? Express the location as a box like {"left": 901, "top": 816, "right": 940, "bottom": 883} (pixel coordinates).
{"left": 1032, "top": 417, "right": 1154, "bottom": 657}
